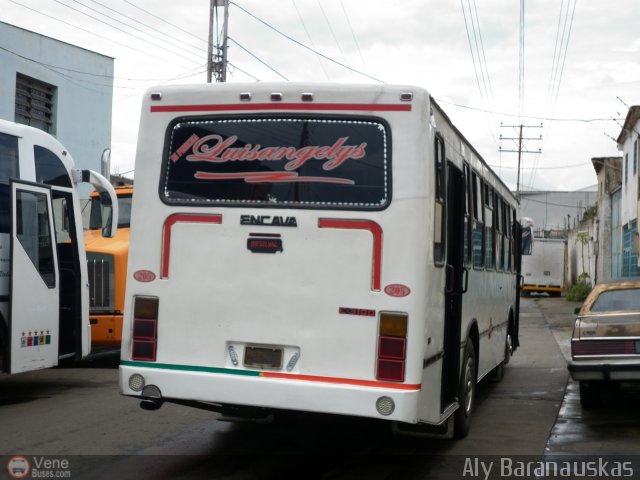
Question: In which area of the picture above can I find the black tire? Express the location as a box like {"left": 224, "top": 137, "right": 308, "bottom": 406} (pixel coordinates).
{"left": 454, "top": 340, "right": 477, "bottom": 438}
{"left": 488, "top": 330, "right": 512, "bottom": 383}
{"left": 579, "top": 381, "right": 603, "bottom": 409}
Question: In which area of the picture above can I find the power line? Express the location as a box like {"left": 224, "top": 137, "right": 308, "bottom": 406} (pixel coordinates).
{"left": 460, "top": 0, "right": 499, "bottom": 147}
{"left": 519, "top": 0, "right": 525, "bottom": 121}
{"left": 85, "top": 0, "right": 208, "bottom": 56}
{"left": 51, "top": 0, "right": 201, "bottom": 68}
{"left": 435, "top": 98, "right": 619, "bottom": 123}
{"left": 228, "top": 37, "right": 288, "bottom": 81}
{"left": 530, "top": 0, "right": 577, "bottom": 190}
{"left": 119, "top": 0, "right": 209, "bottom": 46}
{"left": 230, "top": 2, "right": 384, "bottom": 83}
{"left": 339, "top": 0, "right": 368, "bottom": 73}
{"left": 316, "top": 0, "right": 350, "bottom": 70}
{"left": 489, "top": 161, "right": 589, "bottom": 170}
{"left": 291, "top": 0, "right": 329, "bottom": 79}
{"left": 7, "top": 0, "right": 190, "bottom": 68}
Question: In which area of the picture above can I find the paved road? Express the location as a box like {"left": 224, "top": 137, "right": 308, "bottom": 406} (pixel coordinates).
{"left": 2, "top": 297, "right": 639, "bottom": 479}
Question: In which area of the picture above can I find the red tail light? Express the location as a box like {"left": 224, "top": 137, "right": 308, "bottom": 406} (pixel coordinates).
{"left": 376, "top": 313, "right": 408, "bottom": 382}
{"left": 131, "top": 296, "right": 159, "bottom": 361}
{"left": 572, "top": 339, "right": 636, "bottom": 357}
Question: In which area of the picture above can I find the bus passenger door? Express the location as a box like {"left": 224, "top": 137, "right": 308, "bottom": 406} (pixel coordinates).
{"left": 441, "top": 163, "right": 466, "bottom": 410}
{"left": 8, "top": 180, "right": 60, "bottom": 373}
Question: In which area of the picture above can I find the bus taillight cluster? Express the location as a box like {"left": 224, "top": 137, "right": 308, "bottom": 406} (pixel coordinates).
{"left": 131, "top": 296, "right": 159, "bottom": 361}
{"left": 376, "top": 312, "right": 408, "bottom": 382}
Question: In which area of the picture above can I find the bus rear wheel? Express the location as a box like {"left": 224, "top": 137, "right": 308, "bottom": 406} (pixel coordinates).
{"left": 454, "top": 340, "right": 477, "bottom": 438}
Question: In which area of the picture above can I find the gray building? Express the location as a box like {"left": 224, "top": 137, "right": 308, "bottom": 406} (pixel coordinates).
{"left": 519, "top": 189, "right": 598, "bottom": 236}
{"left": 0, "top": 21, "right": 113, "bottom": 175}
{"left": 592, "top": 157, "right": 623, "bottom": 281}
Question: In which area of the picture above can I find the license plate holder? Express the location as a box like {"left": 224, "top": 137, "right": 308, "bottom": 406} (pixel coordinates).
{"left": 244, "top": 345, "right": 283, "bottom": 369}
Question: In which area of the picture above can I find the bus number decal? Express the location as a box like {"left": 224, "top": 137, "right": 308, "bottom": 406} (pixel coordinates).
{"left": 133, "top": 270, "right": 156, "bottom": 283}
{"left": 384, "top": 284, "right": 411, "bottom": 297}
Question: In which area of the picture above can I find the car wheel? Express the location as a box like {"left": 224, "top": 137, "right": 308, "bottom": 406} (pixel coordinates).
{"left": 579, "top": 381, "right": 603, "bottom": 409}
{"left": 454, "top": 340, "right": 477, "bottom": 438}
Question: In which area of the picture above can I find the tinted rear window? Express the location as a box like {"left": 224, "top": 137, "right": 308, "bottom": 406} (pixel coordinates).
{"left": 590, "top": 288, "right": 640, "bottom": 312}
{"left": 161, "top": 116, "right": 391, "bottom": 210}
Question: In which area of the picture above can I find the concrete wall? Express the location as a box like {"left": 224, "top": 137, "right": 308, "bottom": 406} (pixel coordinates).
{"left": 0, "top": 21, "right": 113, "bottom": 176}
{"left": 519, "top": 190, "right": 597, "bottom": 233}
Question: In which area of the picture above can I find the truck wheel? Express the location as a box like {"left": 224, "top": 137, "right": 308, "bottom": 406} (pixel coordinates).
{"left": 454, "top": 340, "right": 477, "bottom": 438}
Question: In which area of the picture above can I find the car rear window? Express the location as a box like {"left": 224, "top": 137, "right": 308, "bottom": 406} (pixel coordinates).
{"left": 590, "top": 288, "right": 640, "bottom": 312}
{"left": 161, "top": 116, "right": 390, "bottom": 210}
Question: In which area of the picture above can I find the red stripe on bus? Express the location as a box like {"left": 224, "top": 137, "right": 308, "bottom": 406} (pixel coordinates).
{"left": 161, "top": 213, "right": 223, "bottom": 278}
{"left": 318, "top": 219, "right": 383, "bottom": 291}
{"left": 261, "top": 371, "right": 420, "bottom": 390}
{"left": 150, "top": 103, "right": 412, "bottom": 113}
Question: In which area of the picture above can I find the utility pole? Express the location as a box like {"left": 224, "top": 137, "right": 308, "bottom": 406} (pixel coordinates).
{"left": 499, "top": 123, "right": 543, "bottom": 199}
{"left": 207, "top": 0, "right": 229, "bottom": 83}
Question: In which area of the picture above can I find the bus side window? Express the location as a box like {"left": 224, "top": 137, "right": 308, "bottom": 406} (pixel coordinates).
{"left": 472, "top": 171, "right": 484, "bottom": 269}
{"left": 521, "top": 226, "right": 533, "bottom": 255}
{"left": 511, "top": 207, "right": 517, "bottom": 270}
{"left": 463, "top": 163, "right": 472, "bottom": 266}
{"left": 34, "top": 145, "right": 72, "bottom": 188}
{"left": 484, "top": 182, "right": 494, "bottom": 269}
{"left": 505, "top": 206, "right": 512, "bottom": 271}
{"left": 0, "top": 133, "right": 19, "bottom": 235}
{"left": 433, "top": 135, "right": 446, "bottom": 266}
{"left": 494, "top": 194, "right": 502, "bottom": 271}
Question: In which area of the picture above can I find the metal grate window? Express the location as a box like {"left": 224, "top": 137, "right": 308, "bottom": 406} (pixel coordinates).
{"left": 15, "top": 74, "right": 56, "bottom": 134}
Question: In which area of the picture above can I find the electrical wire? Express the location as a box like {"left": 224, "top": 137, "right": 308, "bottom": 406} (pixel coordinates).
{"left": 228, "top": 37, "right": 288, "bottom": 81}
{"left": 230, "top": 2, "right": 384, "bottom": 83}
{"left": 8, "top": 0, "right": 191, "bottom": 68}
{"left": 315, "top": 0, "right": 350, "bottom": 74}
{"left": 85, "top": 0, "right": 209, "bottom": 55}
{"left": 340, "top": 0, "right": 368, "bottom": 73}
{"left": 460, "top": 0, "right": 499, "bottom": 148}
{"left": 51, "top": 0, "right": 201, "bottom": 68}
{"left": 118, "top": 0, "right": 209, "bottom": 46}
{"left": 291, "top": 0, "right": 329, "bottom": 80}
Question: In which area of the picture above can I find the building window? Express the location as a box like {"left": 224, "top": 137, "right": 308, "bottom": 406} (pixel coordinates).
{"left": 625, "top": 154, "right": 628, "bottom": 185}
{"left": 622, "top": 221, "right": 639, "bottom": 277}
{"left": 635, "top": 139, "right": 639, "bottom": 175}
{"left": 15, "top": 73, "right": 57, "bottom": 134}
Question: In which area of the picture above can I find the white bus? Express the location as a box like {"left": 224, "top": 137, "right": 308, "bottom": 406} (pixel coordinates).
{"left": 119, "top": 83, "right": 522, "bottom": 437}
{"left": 0, "top": 119, "right": 118, "bottom": 374}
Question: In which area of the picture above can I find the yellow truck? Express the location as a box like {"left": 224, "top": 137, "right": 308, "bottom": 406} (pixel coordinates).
{"left": 85, "top": 186, "right": 131, "bottom": 348}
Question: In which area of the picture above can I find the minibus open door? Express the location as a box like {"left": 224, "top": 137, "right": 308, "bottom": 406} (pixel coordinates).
{"left": 7, "top": 180, "right": 60, "bottom": 373}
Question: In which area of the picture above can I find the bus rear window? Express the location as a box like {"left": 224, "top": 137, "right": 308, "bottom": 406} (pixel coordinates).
{"left": 161, "top": 116, "right": 390, "bottom": 210}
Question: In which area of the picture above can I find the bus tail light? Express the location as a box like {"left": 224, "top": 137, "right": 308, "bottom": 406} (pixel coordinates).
{"left": 376, "top": 312, "right": 408, "bottom": 382}
{"left": 131, "top": 296, "right": 159, "bottom": 361}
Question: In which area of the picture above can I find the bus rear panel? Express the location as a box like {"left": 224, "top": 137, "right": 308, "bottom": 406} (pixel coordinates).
{"left": 119, "top": 83, "right": 518, "bottom": 433}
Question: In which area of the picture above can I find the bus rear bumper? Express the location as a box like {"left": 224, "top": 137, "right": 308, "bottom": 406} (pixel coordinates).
{"left": 119, "top": 362, "right": 423, "bottom": 423}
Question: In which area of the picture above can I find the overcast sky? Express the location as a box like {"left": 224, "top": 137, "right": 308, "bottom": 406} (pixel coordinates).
{"left": 3, "top": 0, "right": 639, "bottom": 191}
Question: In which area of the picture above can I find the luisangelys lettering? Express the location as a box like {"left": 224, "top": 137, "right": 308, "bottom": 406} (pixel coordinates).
{"left": 170, "top": 133, "right": 367, "bottom": 184}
